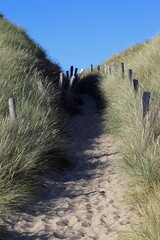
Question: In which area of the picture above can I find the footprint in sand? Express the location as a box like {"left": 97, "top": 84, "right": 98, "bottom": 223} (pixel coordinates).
{"left": 81, "top": 220, "right": 91, "bottom": 228}
{"left": 56, "top": 219, "right": 69, "bottom": 227}
{"left": 68, "top": 215, "right": 78, "bottom": 226}
{"left": 101, "top": 214, "right": 115, "bottom": 226}
{"left": 96, "top": 204, "right": 105, "bottom": 211}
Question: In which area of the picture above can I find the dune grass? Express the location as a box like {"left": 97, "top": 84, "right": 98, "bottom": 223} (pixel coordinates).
{"left": 100, "top": 34, "right": 160, "bottom": 239}
{"left": 83, "top": 34, "right": 160, "bottom": 239}
{"left": 120, "top": 189, "right": 160, "bottom": 240}
{"left": 0, "top": 16, "right": 69, "bottom": 221}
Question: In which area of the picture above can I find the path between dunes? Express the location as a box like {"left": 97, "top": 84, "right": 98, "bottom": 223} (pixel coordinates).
{"left": 4, "top": 94, "right": 136, "bottom": 240}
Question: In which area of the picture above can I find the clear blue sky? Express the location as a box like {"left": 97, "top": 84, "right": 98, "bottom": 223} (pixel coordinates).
{"left": 1, "top": 0, "right": 160, "bottom": 71}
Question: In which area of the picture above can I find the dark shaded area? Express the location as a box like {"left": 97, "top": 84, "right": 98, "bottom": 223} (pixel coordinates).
{"left": 78, "top": 73, "right": 105, "bottom": 110}
{"left": 1, "top": 229, "right": 50, "bottom": 240}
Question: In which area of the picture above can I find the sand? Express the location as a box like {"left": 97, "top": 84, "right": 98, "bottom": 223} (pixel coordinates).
{"left": 3, "top": 94, "right": 136, "bottom": 240}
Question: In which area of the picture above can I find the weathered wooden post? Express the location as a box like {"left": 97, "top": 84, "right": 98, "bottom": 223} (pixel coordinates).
{"left": 112, "top": 64, "right": 116, "bottom": 74}
{"left": 67, "top": 69, "right": 84, "bottom": 104}
{"left": 105, "top": 64, "right": 111, "bottom": 76}
{"left": 133, "top": 79, "right": 139, "bottom": 93}
{"left": 66, "top": 70, "right": 69, "bottom": 78}
{"left": 73, "top": 69, "right": 84, "bottom": 104}
{"left": 120, "top": 62, "right": 125, "bottom": 78}
{"left": 70, "top": 66, "right": 74, "bottom": 78}
{"left": 8, "top": 97, "right": 16, "bottom": 120}
{"left": 74, "top": 67, "right": 78, "bottom": 76}
{"left": 142, "top": 92, "right": 151, "bottom": 119}
{"left": 90, "top": 64, "right": 93, "bottom": 73}
{"left": 97, "top": 65, "right": 100, "bottom": 72}
{"left": 37, "top": 80, "right": 45, "bottom": 94}
{"left": 59, "top": 72, "right": 64, "bottom": 87}
{"left": 128, "top": 69, "right": 133, "bottom": 84}
{"left": 68, "top": 76, "right": 76, "bottom": 95}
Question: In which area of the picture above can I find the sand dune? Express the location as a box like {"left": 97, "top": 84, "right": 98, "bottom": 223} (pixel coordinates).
{"left": 3, "top": 95, "right": 136, "bottom": 240}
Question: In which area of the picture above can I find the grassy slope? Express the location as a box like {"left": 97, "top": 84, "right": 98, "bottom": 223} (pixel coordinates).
{"left": 81, "top": 34, "right": 160, "bottom": 239}
{"left": 99, "top": 34, "right": 160, "bottom": 239}
{"left": 0, "top": 16, "right": 69, "bottom": 219}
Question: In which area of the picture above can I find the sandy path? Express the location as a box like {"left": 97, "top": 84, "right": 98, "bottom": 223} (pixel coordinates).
{"left": 4, "top": 94, "right": 136, "bottom": 240}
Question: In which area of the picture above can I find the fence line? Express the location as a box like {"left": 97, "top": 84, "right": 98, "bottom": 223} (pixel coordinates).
{"left": 7, "top": 65, "right": 84, "bottom": 120}
{"left": 6, "top": 62, "right": 153, "bottom": 122}
{"left": 6, "top": 61, "right": 152, "bottom": 122}
{"left": 89, "top": 62, "right": 153, "bottom": 120}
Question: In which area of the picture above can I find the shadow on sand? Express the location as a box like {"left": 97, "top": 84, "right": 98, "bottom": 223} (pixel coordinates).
{"left": 3, "top": 94, "right": 118, "bottom": 240}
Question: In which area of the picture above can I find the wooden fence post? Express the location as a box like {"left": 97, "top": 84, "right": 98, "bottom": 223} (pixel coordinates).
{"left": 142, "top": 92, "right": 151, "bottom": 119}
{"left": 90, "top": 64, "right": 93, "bottom": 73}
{"left": 37, "top": 80, "right": 45, "bottom": 94}
{"left": 8, "top": 97, "right": 16, "bottom": 120}
{"left": 105, "top": 64, "right": 111, "bottom": 76}
{"left": 133, "top": 79, "right": 139, "bottom": 93}
{"left": 128, "top": 69, "right": 132, "bottom": 84}
{"left": 59, "top": 73, "right": 63, "bottom": 87}
{"left": 112, "top": 64, "right": 116, "bottom": 74}
{"left": 68, "top": 76, "right": 76, "bottom": 94}
{"left": 70, "top": 66, "right": 74, "bottom": 78}
{"left": 74, "top": 67, "right": 78, "bottom": 76}
{"left": 120, "top": 62, "right": 125, "bottom": 78}
{"left": 66, "top": 71, "right": 69, "bottom": 78}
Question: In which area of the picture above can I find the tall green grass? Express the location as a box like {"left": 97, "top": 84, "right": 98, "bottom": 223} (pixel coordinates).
{"left": 0, "top": 16, "right": 69, "bottom": 220}
{"left": 85, "top": 34, "right": 160, "bottom": 239}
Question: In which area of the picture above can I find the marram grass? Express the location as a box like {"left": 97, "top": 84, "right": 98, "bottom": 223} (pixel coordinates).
{"left": 0, "top": 15, "right": 69, "bottom": 222}
{"left": 120, "top": 189, "right": 160, "bottom": 240}
{"left": 84, "top": 34, "right": 160, "bottom": 239}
